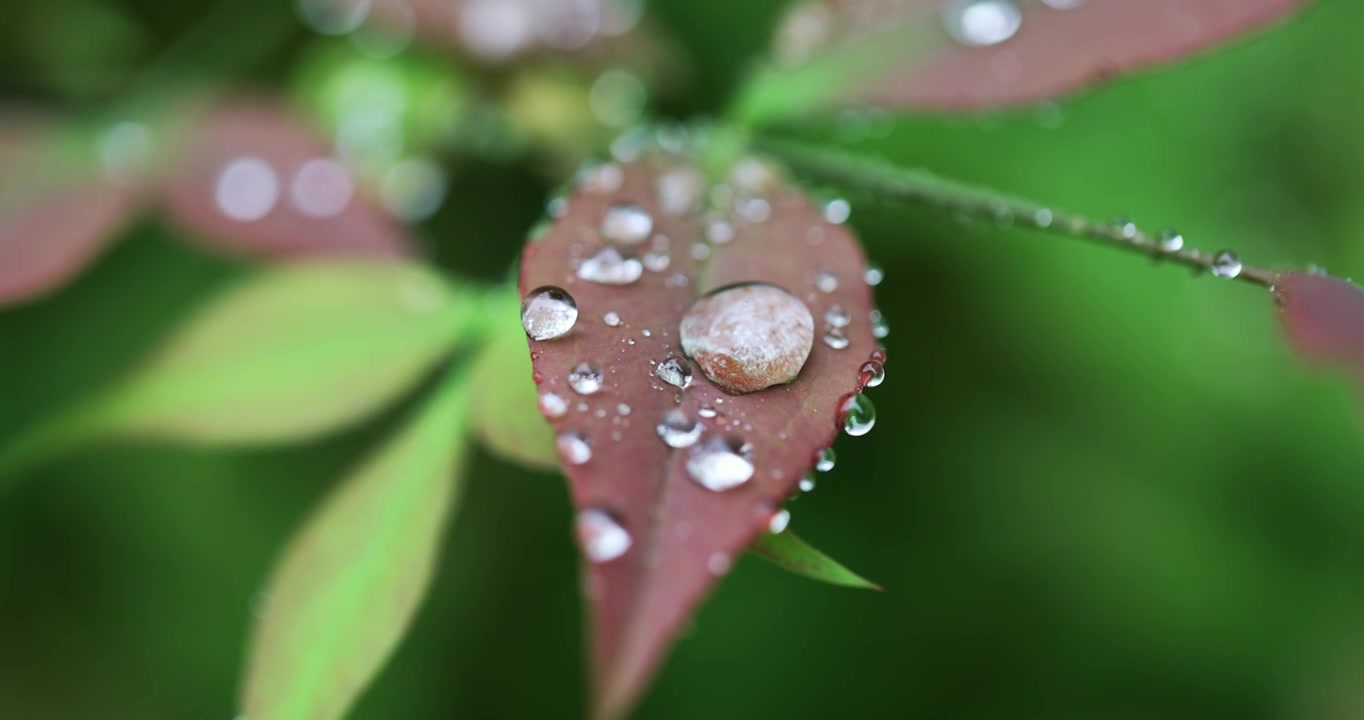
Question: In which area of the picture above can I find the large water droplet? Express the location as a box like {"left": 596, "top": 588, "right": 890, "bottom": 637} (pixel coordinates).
{"left": 569, "top": 363, "right": 604, "bottom": 395}
{"left": 601, "top": 202, "right": 653, "bottom": 245}
{"left": 655, "top": 356, "right": 693, "bottom": 390}
{"left": 942, "top": 0, "right": 1022, "bottom": 47}
{"left": 860, "top": 361, "right": 885, "bottom": 388}
{"left": 1212, "top": 251, "right": 1242, "bottom": 279}
{"left": 768, "top": 509, "right": 791, "bottom": 534}
{"left": 577, "top": 508, "right": 631, "bottom": 562}
{"left": 1158, "top": 228, "right": 1185, "bottom": 252}
{"left": 686, "top": 436, "right": 755, "bottom": 491}
{"left": 840, "top": 394, "right": 877, "bottom": 437}
{"left": 680, "top": 284, "right": 815, "bottom": 394}
{"left": 557, "top": 432, "right": 592, "bottom": 465}
{"left": 578, "top": 246, "right": 644, "bottom": 285}
{"left": 522, "top": 286, "right": 578, "bottom": 340}
{"left": 539, "top": 391, "right": 568, "bottom": 419}
{"left": 657, "top": 409, "right": 702, "bottom": 448}
{"left": 816, "top": 447, "right": 836, "bottom": 472}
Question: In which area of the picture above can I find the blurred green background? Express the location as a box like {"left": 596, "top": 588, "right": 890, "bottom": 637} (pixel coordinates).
{"left": 4, "top": 0, "right": 1364, "bottom": 718}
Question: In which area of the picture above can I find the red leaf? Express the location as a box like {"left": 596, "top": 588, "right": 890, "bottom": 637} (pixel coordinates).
{"left": 772, "top": 0, "right": 1308, "bottom": 110}
{"left": 0, "top": 113, "right": 140, "bottom": 307}
{"left": 1274, "top": 272, "right": 1364, "bottom": 387}
{"left": 520, "top": 152, "right": 883, "bottom": 718}
{"left": 159, "top": 98, "right": 413, "bottom": 260}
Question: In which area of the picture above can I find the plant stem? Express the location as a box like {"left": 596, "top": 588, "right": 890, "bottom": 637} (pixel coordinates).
{"left": 755, "top": 136, "right": 1279, "bottom": 289}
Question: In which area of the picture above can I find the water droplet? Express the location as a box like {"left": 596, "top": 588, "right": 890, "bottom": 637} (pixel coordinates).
{"left": 942, "top": 0, "right": 1022, "bottom": 47}
{"left": 737, "top": 196, "right": 772, "bottom": 224}
{"left": 1158, "top": 228, "right": 1184, "bottom": 252}
{"left": 569, "top": 363, "right": 604, "bottom": 395}
{"left": 686, "top": 436, "right": 755, "bottom": 491}
{"left": 547, "top": 195, "right": 569, "bottom": 218}
{"left": 539, "top": 391, "right": 568, "bottom": 418}
{"left": 657, "top": 409, "right": 702, "bottom": 448}
{"left": 823, "top": 198, "right": 851, "bottom": 224}
{"left": 706, "top": 220, "right": 735, "bottom": 244}
{"left": 1112, "top": 215, "right": 1138, "bottom": 239}
{"left": 580, "top": 162, "right": 624, "bottom": 194}
{"left": 864, "top": 263, "right": 884, "bottom": 286}
{"left": 296, "top": 0, "right": 372, "bottom": 36}
{"left": 768, "top": 509, "right": 791, "bottom": 534}
{"left": 680, "top": 284, "right": 815, "bottom": 394}
{"left": 860, "top": 361, "right": 886, "bottom": 388}
{"left": 869, "top": 309, "right": 890, "bottom": 339}
{"left": 691, "top": 243, "right": 711, "bottom": 261}
{"left": 815, "top": 268, "right": 839, "bottom": 293}
{"left": 601, "top": 203, "right": 653, "bottom": 245}
{"left": 823, "top": 329, "right": 850, "bottom": 350}
{"left": 707, "top": 552, "right": 732, "bottom": 576}
{"left": 655, "top": 356, "right": 693, "bottom": 390}
{"left": 604, "top": 311, "right": 622, "bottom": 327}
{"left": 215, "top": 157, "right": 279, "bottom": 221}
{"left": 557, "top": 432, "right": 592, "bottom": 465}
{"left": 643, "top": 250, "right": 670, "bottom": 272}
{"left": 1033, "top": 208, "right": 1054, "bottom": 228}
{"left": 577, "top": 508, "right": 631, "bottom": 562}
{"left": 1041, "top": 0, "right": 1087, "bottom": 8}
{"left": 578, "top": 246, "right": 644, "bottom": 285}
{"left": 698, "top": 405, "right": 718, "bottom": 419}
{"left": 798, "top": 475, "right": 816, "bottom": 492}
{"left": 657, "top": 167, "right": 704, "bottom": 215}
{"left": 458, "top": 0, "right": 534, "bottom": 59}
{"left": 825, "top": 304, "right": 851, "bottom": 328}
{"left": 521, "top": 286, "right": 578, "bottom": 340}
{"left": 290, "top": 157, "right": 354, "bottom": 218}
{"left": 840, "top": 394, "right": 877, "bottom": 437}
{"left": 816, "top": 447, "right": 836, "bottom": 472}
{"left": 1212, "top": 251, "right": 1242, "bottom": 279}
{"left": 616, "top": 403, "right": 631, "bottom": 416}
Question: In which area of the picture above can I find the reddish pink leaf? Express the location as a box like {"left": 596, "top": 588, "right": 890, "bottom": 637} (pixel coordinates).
{"left": 520, "top": 152, "right": 883, "bottom": 718}
{"left": 771, "top": 0, "right": 1308, "bottom": 110}
{"left": 1274, "top": 273, "right": 1364, "bottom": 388}
{"left": 0, "top": 114, "right": 140, "bottom": 307}
{"left": 159, "top": 98, "right": 413, "bottom": 260}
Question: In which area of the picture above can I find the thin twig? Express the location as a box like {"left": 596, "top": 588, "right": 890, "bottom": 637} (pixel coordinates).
{"left": 756, "top": 136, "right": 1279, "bottom": 289}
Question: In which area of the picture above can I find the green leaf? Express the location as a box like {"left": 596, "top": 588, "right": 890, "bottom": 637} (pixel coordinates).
{"left": 468, "top": 286, "right": 558, "bottom": 471}
{"left": 750, "top": 530, "right": 882, "bottom": 591}
{"left": 0, "top": 259, "right": 473, "bottom": 484}
{"left": 239, "top": 365, "right": 473, "bottom": 720}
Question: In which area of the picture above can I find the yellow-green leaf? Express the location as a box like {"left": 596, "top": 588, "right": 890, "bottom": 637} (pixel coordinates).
{"left": 468, "top": 286, "right": 557, "bottom": 470}
{"left": 750, "top": 529, "right": 881, "bottom": 591}
{"left": 240, "top": 367, "right": 472, "bottom": 720}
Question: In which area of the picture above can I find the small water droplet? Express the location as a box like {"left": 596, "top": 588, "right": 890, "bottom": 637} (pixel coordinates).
{"left": 840, "top": 394, "right": 877, "bottom": 437}
{"left": 577, "top": 508, "right": 631, "bottom": 562}
{"left": 642, "top": 329, "right": 652, "bottom": 338}
{"left": 557, "top": 432, "right": 592, "bottom": 465}
{"left": 643, "top": 250, "right": 670, "bottom": 272}
{"left": 522, "top": 286, "right": 578, "bottom": 340}
{"left": 815, "top": 268, "right": 839, "bottom": 293}
{"left": 942, "top": 0, "right": 1022, "bottom": 47}
{"left": 1112, "top": 215, "right": 1138, "bottom": 239}
{"left": 737, "top": 196, "right": 772, "bottom": 224}
{"left": 869, "top": 309, "right": 890, "bottom": 339}
{"left": 768, "top": 509, "right": 791, "bottom": 534}
{"left": 707, "top": 552, "right": 732, "bottom": 576}
{"left": 617, "top": 403, "right": 631, "bottom": 416}
{"left": 864, "top": 263, "right": 884, "bottom": 286}
{"left": 1033, "top": 208, "right": 1054, "bottom": 228}
{"left": 698, "top": 405, "right": 718, "bottom": 419}
{"left": 569, "top": 363, "right": 604, "bottom": 395}
{"left": 686, "top": 436, "right": 755, "bottom": 491}
{"left": 657, "top": 409, "right": 702, "bottom": 448}
{"left": 798, "top": 475, "right": 816, "bottom": 492}
{"left": 823, "top": 329, "right": 850, "bottom": 350}
{"left": 860, "top": 361, "right": 886, "bottom": 388}
{"left": 657, "top": 167, "right": 704, "bottom": 215}
{"left": 290, "top": 157, "right": 354, "bottom": 218}
{"left": 1212, "top": 251, "right": 1242, "bottom": 279}
{"left": 823, "top": 198, "right": 851, "bottom": 224}
{"left": 691, "top": 243, "right": 711, "bottom": 261}
{"left": 215, "top": 156, "right": 280, "bottom": 221}
{"left": 655, "top": 356, "right": 693, "bottom": 390}
{"left": 601, "top": 203, "right": 653, "bottom": 245}
{"left": 604, "top": 311, "right": 622, "bottom": 327}
{"left": 816, "top": 447, "right": 836, "bottom": 472}
{"left": 539, "top": 391, "right": 569, "bottom": 418}
{"left": 547, "top": 195, "right": 569, "bottom": 218}
{"left": 581, "top": 162, "right": 624, "bottom": 194}
{"left": 578, "top": 246, "right": 644, "bottom": 285}
{"left": 1158, "top": 228, "right": 1184, "bottom": 252}
{"left": 825, "top": 304, "right": 851, "bottom": 328}
{"left": 707, "top": 220, "right": 735, "bottom": 244}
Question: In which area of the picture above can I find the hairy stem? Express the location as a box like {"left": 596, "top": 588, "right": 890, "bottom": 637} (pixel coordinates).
{"left": 756, "top": 136, "right": 1279, "bottom": 289}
